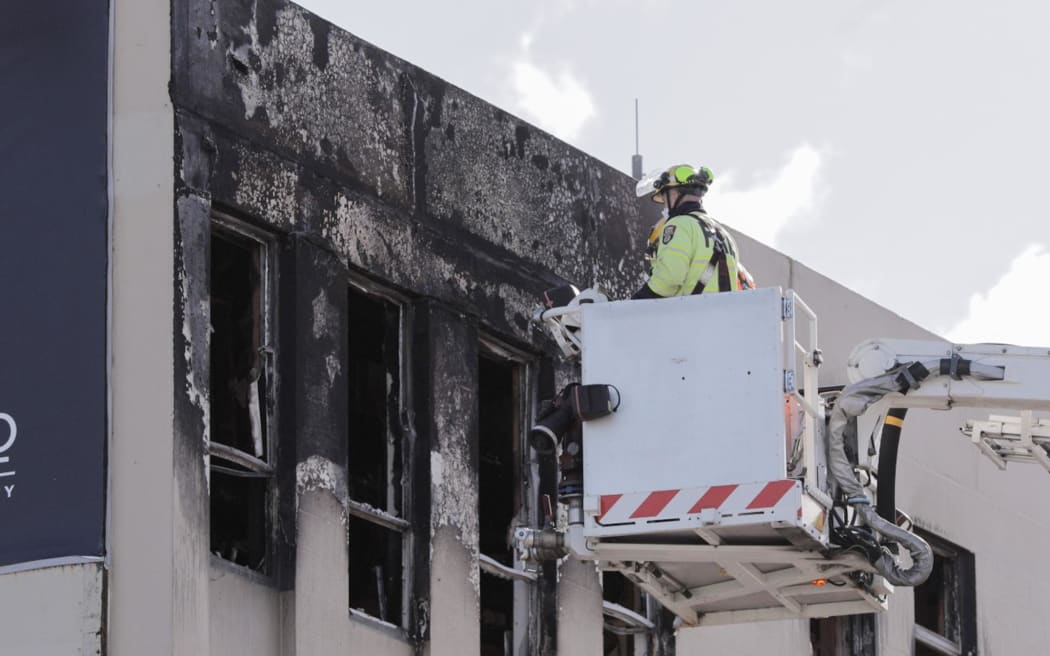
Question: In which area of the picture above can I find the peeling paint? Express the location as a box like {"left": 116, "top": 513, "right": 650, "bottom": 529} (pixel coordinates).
{"left": 296, "top": 455, "right": 348, "bottom": 515}
{"left": 321, "top": 193, "right": 373, "bottom": 265}
{"left": 430, "top": 376, "right": 481, "bottom": 595}
{"left": 230, "top": 1, "right": 264, "bottom": 121}
{"left": 230, "top": 145, "right": 299, "bottom": 227}
{"left": 415, "top": 598, "right": 430, "bottom": 639}
{"left": 227, "top": 5, "right": 410, "bottom": 205}
{"left": 230, "top": 43, "right": 263, "bottom": 120}
{"left": 429, "top": 448, "right": 477, "bottom": 548}
{"left": 177, "top": 237, "right": 210, "bottom": 491}
{"left": 180, "top": 274, "right": 209, "bottom": 429}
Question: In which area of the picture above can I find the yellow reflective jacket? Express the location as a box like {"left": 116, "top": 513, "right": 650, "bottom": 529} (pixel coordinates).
{"left": 645, "top": 210, "right": 740, "bottom": 297}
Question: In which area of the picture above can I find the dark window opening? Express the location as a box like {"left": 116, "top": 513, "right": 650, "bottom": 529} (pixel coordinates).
{"left": 810, "top": 616, "right": 840, "bottom": 656}
{"left": 348, "top": 287, "right": 407, "bottom": 626}
{"left": 211, "top": 231, "right": 268, "bottom": 457}
{"left": 348, "top": 515, "right": 404, "bottom": 622}
{"left": 209, "top": 225, "right": 274, "bottom": 572}
{"left": 915, "top": 554, "right": 952, "bottom": 640}
{"left": 810, "top": 614, "right": 877, "bottom": 656}
{"left": 479, "top": 355, "right": 521, "bottom": 656}
{"left": 914, "top": 532, "right": 976, "bottom": 656}
{"left": 603, "top": 572, "right": 648, "bottom": 656}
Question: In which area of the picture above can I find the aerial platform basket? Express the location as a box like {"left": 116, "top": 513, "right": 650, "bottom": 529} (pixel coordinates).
{"left": 572, "top": 288, "right": 887, "bottom": 626}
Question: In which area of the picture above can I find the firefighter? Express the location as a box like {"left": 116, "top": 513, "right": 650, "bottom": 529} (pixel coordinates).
{"left": 633, "top": 164, "right": 742, "bottom": 299}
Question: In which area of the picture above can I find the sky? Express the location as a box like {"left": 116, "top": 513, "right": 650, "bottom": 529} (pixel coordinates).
{"left": 297, "top": 0, "right": 1050, "bottom": 345}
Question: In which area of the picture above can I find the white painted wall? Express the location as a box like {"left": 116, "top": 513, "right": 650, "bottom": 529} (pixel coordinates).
{"left": 557, "top": 560, "right": 604, "bottom": 656}
{"left": 0, "top": 564, "right": 104, "bottom": 655}
{"left": 678, "top": 619, "right": 812, "bottom": 656}
{"left": 898, "top": 407, "right": 1050, "bottom": 655}
{"left": 107, "top": 0, "right": 177, "bottom": 653}
{"left": 209, "top": 564, "right": 283, "bottom": 656}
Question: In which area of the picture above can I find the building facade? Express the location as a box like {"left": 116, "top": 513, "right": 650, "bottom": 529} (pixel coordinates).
{"left": 2, "top": 1, "right": 1049, "bottom": 654}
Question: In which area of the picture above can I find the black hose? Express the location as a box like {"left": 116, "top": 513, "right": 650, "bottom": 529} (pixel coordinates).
{"left": 876, "top": 408, "right": 908, "bottom": 524}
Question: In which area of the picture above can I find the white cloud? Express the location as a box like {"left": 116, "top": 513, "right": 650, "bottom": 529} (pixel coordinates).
{"left": 509, "top": 54, "right": 596, "bottom": 142}
{"left": 945, "top": 244, "right": 1050, "bottom": 345}
{"left": 705, "top": 144, "right": 825, "bottom": 247}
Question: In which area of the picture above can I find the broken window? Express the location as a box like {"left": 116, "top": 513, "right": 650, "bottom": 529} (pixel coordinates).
{"left": 347, "top": 284, "right": 411, "bottom": 627}
{"left": 602, "top": 571, "right": 652, "bottom": 656}
{"left": 209, "top": 216, "right": 276, "bottom": 572}
{"left": 478, "top": 345, "right": 535, "bottom": 656}
{"left": 913, "top": 531, "right": 976, "bottom": 656}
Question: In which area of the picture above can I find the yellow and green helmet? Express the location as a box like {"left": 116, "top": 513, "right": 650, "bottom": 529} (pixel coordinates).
{"left": 635, "top": 164, "right": 714, "bottom": 203}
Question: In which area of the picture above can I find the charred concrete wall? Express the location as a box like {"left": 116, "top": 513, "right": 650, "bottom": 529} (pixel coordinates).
{"left": 172, "top": 0, "right": 648, "bottom": 653}
{"left": 172, "top": 0, "right": 643, "bottom": 315}
{"left": 4, "top": 1, "right": 1046, "bottom": 655}
{"left": 173, "top": 3, "right": 1046, "bottom": 656}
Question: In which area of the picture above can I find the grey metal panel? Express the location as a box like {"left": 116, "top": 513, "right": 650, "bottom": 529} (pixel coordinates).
{"left": 581, "top": 289, "right": 786, "bottom": 501}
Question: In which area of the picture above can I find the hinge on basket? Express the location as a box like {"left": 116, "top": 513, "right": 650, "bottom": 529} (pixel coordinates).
{"left": 782, "top": 297, "right": 794, "bottom": 320}
{"left": 784, "top": 369, "right": 796, "bottom": 393}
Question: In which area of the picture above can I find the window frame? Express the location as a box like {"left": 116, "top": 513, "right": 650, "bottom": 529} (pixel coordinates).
{"left": 207, "top": 211, "right": 280, "bottom": 573}
{"left": 477, "top": 334, "right": 538, "bottom": 656}
{"left": 345, "top": 274, "right": 415, "bottom": 631}
{"left": 912, "top": 529, "right": 977, "bottom": 656}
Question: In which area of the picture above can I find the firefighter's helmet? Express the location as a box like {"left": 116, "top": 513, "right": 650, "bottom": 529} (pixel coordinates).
{"left": 636, "top": 164, "right": 714, "bottom": 203}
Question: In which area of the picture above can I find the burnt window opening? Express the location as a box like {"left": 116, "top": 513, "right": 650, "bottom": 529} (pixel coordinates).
{"left": 602, "top": 572, "right": 651, "bottom": 656}
{"left": 914, "top": 532, "right": 976, "bottom": 656}
{"left": 478, "top": 351, "right": 531, "bottom": 656}
{"left": 347, "top": 286, "right": 410, "bottom": 627}
{"left": 209, "top": 219, "right": 276, "bottom": 573}
{"left": 809, "top": 613, "right": 877, "bottom": 656}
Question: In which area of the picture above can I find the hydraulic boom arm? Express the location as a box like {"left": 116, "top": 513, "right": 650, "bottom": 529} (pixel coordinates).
{"left": 843, "top": 338, "right": 1050, "bottom": 471}
{"left": 826, "top": 338, "right": 1050, "bottom": 586}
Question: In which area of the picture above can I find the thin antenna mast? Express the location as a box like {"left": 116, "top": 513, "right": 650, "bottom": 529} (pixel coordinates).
{"left": 635, "top": 98, "right": 640, "bottom": 154}
{"left": 631, "top": 99, "right": 643, "bottom": 180}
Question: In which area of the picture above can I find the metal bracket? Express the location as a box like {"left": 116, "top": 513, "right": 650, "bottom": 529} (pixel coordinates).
{"left": 782, "top": 297, "right": 794, "bottom": 320}
{"left": 963, "top": 412, "right": 1050, "bottom": 473}
{"left": 784, "top": 369, "right": 796, "bottom": 393}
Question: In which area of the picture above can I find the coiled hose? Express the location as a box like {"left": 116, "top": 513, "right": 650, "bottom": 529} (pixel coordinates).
{"left": 827, "top": 356, "right": 1004, "bottom": 586}
{"left": 826, "top": 362, "right": 939, "bottom": 586}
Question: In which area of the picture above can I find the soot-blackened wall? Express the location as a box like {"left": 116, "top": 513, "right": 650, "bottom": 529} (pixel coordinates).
{"left": 172, "top": 0, "right": 651, "bottom": 653}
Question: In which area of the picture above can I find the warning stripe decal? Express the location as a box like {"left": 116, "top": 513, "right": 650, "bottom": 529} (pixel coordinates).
{"left": 629, "top": 490, "right": 679, "bottom": 519}
{"left": 687, "top": 484, "right": 739, "bottom": 514}
{"left": 595, "top": 479, "right": 800, "bottom": 525}
{"left": 598, "top": 494, "right": 623, "bottom": 521}
{"left": 746, "top": 480, "right": 796, "bottom": 510}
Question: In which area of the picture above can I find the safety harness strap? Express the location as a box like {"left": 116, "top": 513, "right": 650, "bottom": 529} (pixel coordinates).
{"left": 689, "top": 212, "right": 732, "bottom": 295}
{"left": 691, "top": 250, "right": 727, "bottom": 295}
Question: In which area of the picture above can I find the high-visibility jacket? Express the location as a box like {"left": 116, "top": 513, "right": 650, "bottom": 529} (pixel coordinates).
{"left": 644, "top": 207, "right": 741, "bottom": 297}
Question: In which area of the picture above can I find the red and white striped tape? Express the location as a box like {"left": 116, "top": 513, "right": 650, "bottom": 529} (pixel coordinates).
{"left": 596, "top": 479, "right": 799, "bottom": 525}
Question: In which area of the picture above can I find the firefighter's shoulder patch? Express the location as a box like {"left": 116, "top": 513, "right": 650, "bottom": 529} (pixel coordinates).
{"left": 661, "top": 224, "right": 676, "bottom": 245}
